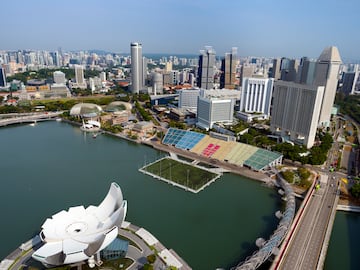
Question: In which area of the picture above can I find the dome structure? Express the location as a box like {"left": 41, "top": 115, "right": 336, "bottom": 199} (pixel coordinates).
{"left": 32, "top": 183, "right": 127, "bottom": 267}
{"left": 104, "top": 101, "right": 132, "bottom": 112}
{"left": 69, "top": 103, "right": 103, "bottom": 117}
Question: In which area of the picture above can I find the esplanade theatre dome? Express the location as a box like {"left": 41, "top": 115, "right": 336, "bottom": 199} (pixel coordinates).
{"left": 70, "top": 103, "right": 103, "bottom": 117}
{"left": 105, "top": 101, "right": 132, "bottom": 112}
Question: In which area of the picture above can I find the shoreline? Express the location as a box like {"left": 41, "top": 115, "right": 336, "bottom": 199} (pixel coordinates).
{"left": 61, "top": 117, "right": 271, "bottom": 184}
{"left": 6, "top": 117, "right": 360, "bottom": 208}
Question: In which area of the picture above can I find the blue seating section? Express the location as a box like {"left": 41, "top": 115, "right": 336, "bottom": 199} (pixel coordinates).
{"left": 162, "top": 128, "right": 205, "bottom": 150}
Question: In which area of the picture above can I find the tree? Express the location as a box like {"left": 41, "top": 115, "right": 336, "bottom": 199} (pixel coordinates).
{"left": 297, "top": 167, "right": 310, "bottom": 181}
{"left": 142, "top": 264, "right": 154, "bottom": 270}
{"left": 146, "top": 254, "right": 156, "bottom": 264}
{"left": 350, "top": 183, "right": 360, "bottom": 198}
{"left": 281, "top": 170, "right": 295, "bottom": 183}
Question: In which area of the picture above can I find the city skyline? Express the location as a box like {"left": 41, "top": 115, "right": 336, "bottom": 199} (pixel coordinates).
{"left": 2, "top": 0, "right": 360, "bottom": 61}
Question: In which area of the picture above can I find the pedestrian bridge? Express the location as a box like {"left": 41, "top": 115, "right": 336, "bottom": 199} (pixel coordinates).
{"left": 231, "top": 173, "right": 296, "bottom": 270}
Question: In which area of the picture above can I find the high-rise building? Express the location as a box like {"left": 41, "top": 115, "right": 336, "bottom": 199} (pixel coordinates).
{"left": 239, "top": 77, "right": 274, "bottom": 118}
{"left": 220, "top": 47, "right": 237, "bottom": 89}
{"left": 100, "top": 71, "right": 106, "bottom": 82}
{"left": 197, "top": 46, "right": 216, "bottom": 89}
{"left": 280, "top": 58, "right": 299, "bottom": 82}
{"left": 197, "top": 96, "right": 234, "bottom": 130}
{"left": 53, "top": 71, "right": 66, "bottom": 84}
{"left": 313, "top": 46, "right": 342, "bottom": 127}
{"left": 297, "top": 57, "right": 316, "bottom": 85}
{"left": 240, "top": 65, "right": 255, "bottom": 87}
{"left": 165, "top": 61, "right": 172, "bottom": 72}
{"left": 0, "top": 67, "right": 6, "bottom": 87}
{"left": 151, "top": 72, "right": 163, "bottom": 94}
{"left": 178, "top": 89, "right": 201, "bottom": 109}
{"left": 270, "top": 81, "right": 324, "bottom": 148}
{"left": 130, "top": 42, "right": 143, "bottom": 94}
{"left": 73, "top": 65, "right": 86, "bottom": 89}
{"left": 340, "top": 64, "right": 360, "bottom": 95}
{"left": 270, "top": 58, "right": 282, "bottom": 80}
{"left": 75, "top": 65, "right": 85, "bottom": 84}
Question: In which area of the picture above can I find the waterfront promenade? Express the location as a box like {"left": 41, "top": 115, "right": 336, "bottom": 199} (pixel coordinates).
{"left": 0, "top": 221, "right": 191, "bottom": 270}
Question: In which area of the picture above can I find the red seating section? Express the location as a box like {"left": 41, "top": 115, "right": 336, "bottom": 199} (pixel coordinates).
{"left": 202, "top": 143, "right": 221, "bottom": 157}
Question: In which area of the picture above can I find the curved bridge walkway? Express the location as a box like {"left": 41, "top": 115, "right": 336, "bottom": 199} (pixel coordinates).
{"left": 231, "top": 172, "right": 296, "bottom": 270}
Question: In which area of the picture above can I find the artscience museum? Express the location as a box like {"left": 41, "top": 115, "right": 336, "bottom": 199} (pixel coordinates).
{"left": 32, "top": 182, "right": 127, "bottom": 267}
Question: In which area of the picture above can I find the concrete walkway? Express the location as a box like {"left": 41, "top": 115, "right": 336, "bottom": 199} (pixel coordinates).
{"left": 336, "top": 204, "right": 360, "bottom": 213}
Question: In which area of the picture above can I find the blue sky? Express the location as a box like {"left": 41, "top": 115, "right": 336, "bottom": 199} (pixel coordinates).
{"left": 2, "top": 0, "right": 360, "bottom": 60}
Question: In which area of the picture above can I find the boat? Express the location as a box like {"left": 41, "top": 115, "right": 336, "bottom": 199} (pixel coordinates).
{"left": 92, "top": 133, "right": 98, "bottom": 138}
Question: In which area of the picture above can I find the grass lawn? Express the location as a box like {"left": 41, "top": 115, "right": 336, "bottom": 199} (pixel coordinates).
{"left": 143, "top": 157, "right": 218, "bottom": 190}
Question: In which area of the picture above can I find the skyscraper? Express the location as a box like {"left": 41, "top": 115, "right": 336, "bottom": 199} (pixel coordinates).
{"left": 280, "top": 58, "right": 299, "bottom": 82}
{"left": 0, "top": 67, "right": 6, "bottom": 87}
{"left": 240, "top": 77, "right": 274, "bottom": 118}
{"left": 270, "top": 81, "right": 324, "bottom": 148}
{"left": 197, "top": 96, "right": 234, "bottom": 130}
{"left": 74, "top": 65, "right": 86, "bottom": 89}
{"left": 131, "top": 42, "right": 143, "bottom": 94}
{"left": 340, "top": 65, "right": 360, "bottom": 95}
{"left": 297, "top": 57, "right": 316, "bottom": 85}
{"left": 313, "top": 46, "right": 342, "bottom": 127}
{"left": 270, "top": 58, "right": 281, "bottom": 80}
{"left": 220, "top": 47, "right": 237, "bottom": 89}
{"left": 75, "top": 65, "right": 84, "bottom": 84}
{"left": 197, "top": 46, "right": 216, "bottom": 89}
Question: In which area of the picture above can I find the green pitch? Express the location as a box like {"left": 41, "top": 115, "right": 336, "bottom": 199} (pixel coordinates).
{"left": 143, "top": 157, "right": 218, "bottom": 190}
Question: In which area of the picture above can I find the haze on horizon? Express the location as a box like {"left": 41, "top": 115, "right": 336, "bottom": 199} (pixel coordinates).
{"left": 2, "top": 0, "right": 360, "bottom": 61}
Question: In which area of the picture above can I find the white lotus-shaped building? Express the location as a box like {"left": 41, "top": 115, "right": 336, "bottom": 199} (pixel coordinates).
{"left": 32, "top": 182, "right": 127, "bottom": 267}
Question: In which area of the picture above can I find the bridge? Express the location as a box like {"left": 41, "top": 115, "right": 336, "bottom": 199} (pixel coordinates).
{"left": 0, "top": 112, "right": 63, "bottom": 127}
{"left": 231, "top": 173, "right": 296, "bottom": 270}
{"left": 270, "top": 173, "right": 339, "bottom": 270}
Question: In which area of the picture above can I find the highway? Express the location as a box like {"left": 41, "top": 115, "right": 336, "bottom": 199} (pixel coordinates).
{"left": 0, "top": 112, "right": 62, "bottom": 127}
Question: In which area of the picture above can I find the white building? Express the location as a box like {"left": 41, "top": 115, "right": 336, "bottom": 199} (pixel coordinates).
{"left": 32, "top": 183, "right": 127, "bottom": 267}
{"left": 313, "top": 46, "right": 342, "bottom": 127}
{"left": 238, "top": 77, "right": 274, "bottom": 122}
{"left": 130, "top": 42, "right": 144, "bottom": 94}
{"left": 73, "top": 65, "right": 87, "bottom": 89}
{"left": 200, "top": 88, "right": 240, "bottom": 101}
{"left": 270, "top": 81, "right": 324, "bottom": 148}
{"left": 100, "top": 71, "right": 106, "bottom": 82}
{"left": 196, "top": 96, "right": 234, "bottom": 130}
{"left": 53, "top": 71, "right": 66, "bottom": 84}
{"left": 89, "top": 77, "right": 102, "bottom": 92}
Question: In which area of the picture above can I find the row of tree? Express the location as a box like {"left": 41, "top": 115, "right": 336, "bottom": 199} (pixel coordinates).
{"left": 6, "top": 68, "right": 101, "bottom": 84}
{"left": 335, "top": 93, "right": 360, "bottom": 123}
{"left": 272, "top": 132, "right": 333, "bottom": 165}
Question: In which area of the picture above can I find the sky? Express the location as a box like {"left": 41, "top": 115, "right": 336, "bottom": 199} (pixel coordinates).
{"left": 2, "top": 0, "right": 360, "bottom": 60}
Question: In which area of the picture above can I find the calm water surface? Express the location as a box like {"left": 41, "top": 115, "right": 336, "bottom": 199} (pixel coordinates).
{"left": 325, "top": 211, "right": 360, "bottom": 270}
{"left": 0, "top": 121, "right": 283, "bottom": 269}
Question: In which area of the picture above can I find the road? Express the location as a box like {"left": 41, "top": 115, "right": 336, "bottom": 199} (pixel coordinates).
{"left": 277, "top": 174, "right": 338, "bottom": 270}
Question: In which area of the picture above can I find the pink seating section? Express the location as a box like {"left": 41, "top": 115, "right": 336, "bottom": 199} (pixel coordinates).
{"left": 202, "top": 143, "right": 221, "bottom": 157}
